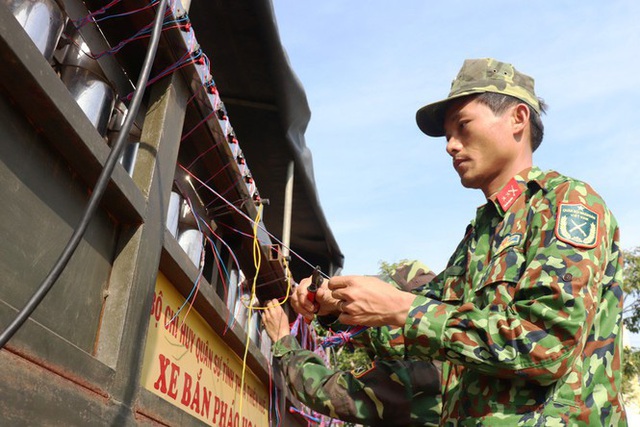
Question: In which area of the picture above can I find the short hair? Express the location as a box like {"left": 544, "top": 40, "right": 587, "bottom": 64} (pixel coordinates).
{"left": 475, "top": 92, "right": 548, "bottom": 152}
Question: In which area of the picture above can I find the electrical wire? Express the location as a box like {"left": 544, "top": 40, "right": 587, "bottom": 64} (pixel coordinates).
{"left": 172, "top": 189, "right": 241, "bottom": 335}
{"left": 86, "top": 0, "right": 161, "bottom": 26}
{"left": 73, "top": 0, "right": 124, "bottom": 28}
{"left": 74, "top": 0, "right": 179, "bottom": 29}
{"left": 196, "top": 213, "right": 242, "bottom": 334}
{"left": 0, "top": 0, "right": 170, "bottom": 349}
{"left": 180, "top": 108, "right": 218, "bottom": 143}
{"left": 238, "top": 203, "right": 264, "bottom": 420}
{"left": 133, "top": 46, "right": 201, "bottom": 96}
{"left": 87, "top": 8, "right": 179, "bottom": 60}
{"left": 272, "top": 370, "right": 282, "bottom": 427}
{"left": 320, "top": 326, "right": 369, "bottom": 349}
{"left": 178, "top": 163, "right": 330, "bottom": 280}
{"left": 205, "top": 234, "right": 235, "bottom": 332}
{"left": 163, "top": 195, "right": 206, "bottom": 328}
{"left": 197, "top": 162, "right": 233, "bottom": 192}
{"left": 289, "top": 406, "right": 321, "bottom": 424}
{"left": 267, "top": 355, "right": 275, "bottom": 425}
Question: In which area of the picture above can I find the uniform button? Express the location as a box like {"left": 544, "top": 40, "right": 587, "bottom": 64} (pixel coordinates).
{"left": 562, "top": 273, "right": 573, "bottom": 281}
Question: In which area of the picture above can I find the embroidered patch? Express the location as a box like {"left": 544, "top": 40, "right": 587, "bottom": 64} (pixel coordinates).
{"left": 496, "top": 178, "right": 522, "bottom": 211}
{"left": 555, "top": 203, "right": 599, "bottom": 248}
{"left": 352, "top": 361, "right": 376, "bottom": 379}
{"left": 496, "top": 234, "right": 522, "bottom": 254}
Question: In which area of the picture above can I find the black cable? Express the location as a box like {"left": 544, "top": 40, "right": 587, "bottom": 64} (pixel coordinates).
{"left": 0, "top": 0, "right": 169, "bottom": 349}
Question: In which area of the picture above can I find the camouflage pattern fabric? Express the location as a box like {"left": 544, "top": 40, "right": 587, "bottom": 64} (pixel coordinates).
{"left": 402, "top": 167, "right": 627, "bottom": 426}
{"left": 273, "top": 260, "right": 441, "bottom": 426}
{"left": 272, "top": 334, "right": 441, "bottom": 426}
{"left": 391, "top": 261, "right": 438, "bottom": 292}
{"left": 416, "top": 58, "right": 540, "bottom": 137}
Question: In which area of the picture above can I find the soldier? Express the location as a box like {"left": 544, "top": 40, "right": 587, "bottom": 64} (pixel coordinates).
{"left": 299, "top": 58, "right": 628, "bottom": 425}
{"left": 265, "top": 261, "right": 441, "bottom": 426}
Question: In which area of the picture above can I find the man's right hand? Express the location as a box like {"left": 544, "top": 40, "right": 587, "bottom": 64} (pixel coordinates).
{"left": 291, "top": 275, "right": 342, "bottom": 322}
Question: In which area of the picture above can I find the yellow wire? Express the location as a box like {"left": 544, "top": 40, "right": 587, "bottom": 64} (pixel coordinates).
{"left": 237, "top": 229, "right": 293, "bottom": 311}
{"left": 238, "top": 204, "right": 296, "bottom": 417}
{"left": 238, "top": 266, "right": 293, "bottom": 310}
{"left": 239, "top": 203, "right": 263, "bottom": 419}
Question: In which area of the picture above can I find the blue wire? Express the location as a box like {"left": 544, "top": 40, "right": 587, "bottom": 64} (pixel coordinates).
{"left": 163, "top": 197, "right": 205, "bottom": 327}
{"left": 92, "top": 0, "right": 163, "bottom": 24}
{"left": 208, "top": 234, "right": 238, "bottom": 332}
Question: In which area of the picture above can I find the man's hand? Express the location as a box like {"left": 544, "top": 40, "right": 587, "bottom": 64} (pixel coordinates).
{"left": 328, "top": 276, "right": 416, "bottom": 327}
{"left": 290, "top": 276, "right": 342, "bottom": 321}
{"left": 262, "top": 299, "right": 291, "bottom": 342}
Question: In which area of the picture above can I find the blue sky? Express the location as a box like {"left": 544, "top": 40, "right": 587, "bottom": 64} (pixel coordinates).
{"left": 271, "top": 1, "right": 640, "bottom": 280}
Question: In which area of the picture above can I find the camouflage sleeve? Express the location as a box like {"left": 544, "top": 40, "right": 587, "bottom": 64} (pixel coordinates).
{"left": 272, "top": 335, "right": 441, "bottom": 426}
{"left": 403, "top": 181, "right": 615, "bottom": 386}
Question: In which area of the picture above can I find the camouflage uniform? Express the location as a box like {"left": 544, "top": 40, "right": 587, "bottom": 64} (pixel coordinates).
{"left": 272, "top": 261, "right": 441, "bottom": 426}
{"left": 404, "top": 167, "right": 626, "bottom": 425}
{"left": 273, "top": 335, "right": 441, "bottom": 426}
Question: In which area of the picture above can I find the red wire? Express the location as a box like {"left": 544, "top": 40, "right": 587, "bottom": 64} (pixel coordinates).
{"left": 185, "top": 141, "right": 221, "bottom": 170}
{"left": 181, "top": 109, "right": 218, "bottom": 142}
{"left": 199, "top": 161, "right": 233, "bottom": 192}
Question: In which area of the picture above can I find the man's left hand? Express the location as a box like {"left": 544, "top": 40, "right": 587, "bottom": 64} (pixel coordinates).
{"left": 328, "top": 276, "right": 416, "bottom": 327}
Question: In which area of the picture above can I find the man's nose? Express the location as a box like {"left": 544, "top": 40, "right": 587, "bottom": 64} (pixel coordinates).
{"left": 446, "top": 136, "right": 462, "bottom": 157}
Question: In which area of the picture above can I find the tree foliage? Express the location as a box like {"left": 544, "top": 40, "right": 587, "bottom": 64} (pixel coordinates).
{"left": 617, "top": 247, "right": 640, "bottom": 401}
{"left": 622, "top": 247, "right": 640, "bottom": 333}
{"left": 328, "top": 345, "right": 372, "bottom": 372}
{"left": 622, "top": 346, "right": 640, "bottom": 397}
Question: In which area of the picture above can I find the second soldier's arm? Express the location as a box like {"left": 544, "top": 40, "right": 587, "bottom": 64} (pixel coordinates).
{"left": 262, "top": 298, "right": 441, "bottom": 426}
{"left": 273, "top": 335, "right": 441, "bottom": 427}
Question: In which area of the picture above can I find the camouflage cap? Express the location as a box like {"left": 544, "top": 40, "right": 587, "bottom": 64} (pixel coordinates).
{"left": 416, "top": 58, "right": 540, "bottom": 137}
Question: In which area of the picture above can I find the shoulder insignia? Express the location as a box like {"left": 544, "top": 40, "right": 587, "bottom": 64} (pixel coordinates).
{"left": 496, "top": 178, "right": 522, "bottom": 211}
{"left": 555, "top": 203, "right": 599, "bottom": 248}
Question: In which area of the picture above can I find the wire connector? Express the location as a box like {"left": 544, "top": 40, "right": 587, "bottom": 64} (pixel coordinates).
{"left": 306, "top": 266, "right": 322, "bottom": 308}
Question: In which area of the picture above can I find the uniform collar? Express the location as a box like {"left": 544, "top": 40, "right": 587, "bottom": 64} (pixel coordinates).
{"left": 487, "top": 166, "right": 544, "bottom": 216}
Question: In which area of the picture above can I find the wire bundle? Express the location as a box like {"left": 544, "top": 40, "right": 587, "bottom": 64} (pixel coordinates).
{"left": 320, "top": 326, "right": 369, "bottom": 349}
{"left": 179, "top": 164, "right": 329, "bottom": 278}
{"left": 81, "top": 7, "right": 179, "bottom": 59}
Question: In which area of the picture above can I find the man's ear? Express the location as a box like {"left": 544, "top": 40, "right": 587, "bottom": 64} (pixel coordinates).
{"left": 512, "top": 103, "right": 530, "bottom": 135}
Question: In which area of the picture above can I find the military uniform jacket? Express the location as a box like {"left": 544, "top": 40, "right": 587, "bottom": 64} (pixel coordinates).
{"left": 404, "top": 167, "right": 627, "bottom": 426}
